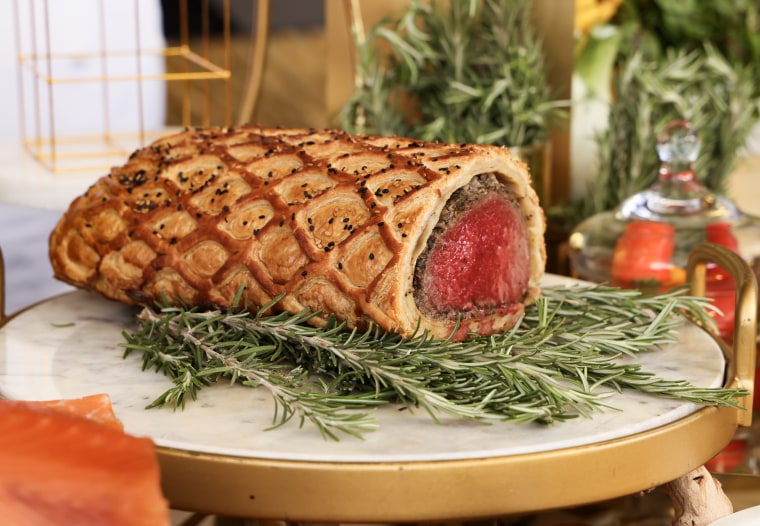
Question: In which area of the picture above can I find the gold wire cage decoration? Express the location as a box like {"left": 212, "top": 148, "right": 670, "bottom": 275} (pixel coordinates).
{"left": 11, "top": 0, "right": 256, "bottom": 174}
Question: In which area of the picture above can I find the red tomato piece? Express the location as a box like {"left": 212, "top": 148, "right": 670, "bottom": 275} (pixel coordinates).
{"left": 611, "top": 221, "right": 676, "bottom": 286}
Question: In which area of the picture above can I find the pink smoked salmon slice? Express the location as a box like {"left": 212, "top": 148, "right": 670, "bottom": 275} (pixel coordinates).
{"left": 0, "top": 396, "right": 171, "bottom": 526}
{"left": 424, "top": 194, "right": 530, "bottom": 312}
{"left": 24, "top": 393, "right": 124, "bottom": 431}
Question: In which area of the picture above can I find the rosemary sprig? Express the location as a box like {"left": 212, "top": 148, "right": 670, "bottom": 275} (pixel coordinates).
{"left": 121, "top": 285, "right": 746, "bottom": 440}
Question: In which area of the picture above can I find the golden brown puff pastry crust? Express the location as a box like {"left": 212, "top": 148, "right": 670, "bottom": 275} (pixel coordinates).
{"left": 49, "top": 126, "right": 546, "bottom": 339}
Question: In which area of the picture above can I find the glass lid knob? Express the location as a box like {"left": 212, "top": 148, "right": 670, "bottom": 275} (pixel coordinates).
{"left": 618, "top": 119, "right": 740, "bottom": 223}
{"left": 656, "top": 120, "right": 699, "bottom": 170}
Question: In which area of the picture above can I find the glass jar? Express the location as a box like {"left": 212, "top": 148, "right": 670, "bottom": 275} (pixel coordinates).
{"left": 568, "top": 121, "right": 760, "bottom": 338}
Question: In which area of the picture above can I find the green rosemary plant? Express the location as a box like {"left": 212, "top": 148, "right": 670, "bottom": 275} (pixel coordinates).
{"left": 339, "top": 0, "right": 565, "bottom": 147}
{"left": 615, "top": 0, "right": 760, "bottom": 101}
{"left": 121, "top": 284, "right": 746, "bottom": 440}
{"left": 557, "top": 43, "right": 759, "bottom": 228}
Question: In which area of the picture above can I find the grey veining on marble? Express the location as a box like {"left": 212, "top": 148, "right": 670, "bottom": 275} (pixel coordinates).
{"left": 0, "top": 284, "right": 727, "bottom": 464}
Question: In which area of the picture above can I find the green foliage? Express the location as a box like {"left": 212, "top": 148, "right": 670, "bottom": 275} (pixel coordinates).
{"left": 561, "top": 44, "right": 760, "bottom": 228}
{"left": 616, "top": 0, "right": 760, "bottom": 89}
{"left": 339, "top": 0, "right": 565, "bottom": 147}
{"left": 553, "top": 1, "right": 760, "bottom": 229}
{"left": 121, "top": 285, "right": 744, "bottom": 440}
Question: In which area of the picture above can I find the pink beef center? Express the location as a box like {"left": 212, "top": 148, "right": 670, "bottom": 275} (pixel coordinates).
{"left": 423, "top": 194, "right": 530, "bottom": 312}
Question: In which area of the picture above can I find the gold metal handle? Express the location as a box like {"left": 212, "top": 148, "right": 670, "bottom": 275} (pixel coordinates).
{"left": 687, "top": 242, "right": 758, "bottom": 426}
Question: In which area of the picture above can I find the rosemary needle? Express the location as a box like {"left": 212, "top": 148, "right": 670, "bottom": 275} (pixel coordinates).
{"left": 120, "top": 284, "right": 747, "bottom": 440}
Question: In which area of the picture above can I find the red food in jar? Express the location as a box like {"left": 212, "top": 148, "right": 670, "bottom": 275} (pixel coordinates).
{"left": 705, "top": 222, "right": 739, "bottom": 339}
{"left": 611, "top": 220, "right": 681, "bottom": 289}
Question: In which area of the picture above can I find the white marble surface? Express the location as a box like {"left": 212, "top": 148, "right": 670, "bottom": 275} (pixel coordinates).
{"left": 710, "top": 505, "right": 760, "bottom": 526}
{"left": 0, "top": 283, "right": 726, "bottom": 464}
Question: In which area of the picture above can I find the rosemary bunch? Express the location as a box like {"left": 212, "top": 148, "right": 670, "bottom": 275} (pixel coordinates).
{"left": 340, "top": 0, "right": 565, "bottom": 147}
{"left": 560, "top": 44, "right": 759, "bottom": 228}
{"left": 121, "top": 285, "right": 745, "bottom": 440}
{"left": 615, "top": 0, "right": 760, "bottom": 101}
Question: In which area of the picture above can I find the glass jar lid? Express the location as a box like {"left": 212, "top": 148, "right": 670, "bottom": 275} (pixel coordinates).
{"left": 568, "top": 120, "right": 760, "bottom": 293}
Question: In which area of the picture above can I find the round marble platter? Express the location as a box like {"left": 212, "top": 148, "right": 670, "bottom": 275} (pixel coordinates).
{"left": 0, "top": 275, "right": 727, "bottom": 464}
